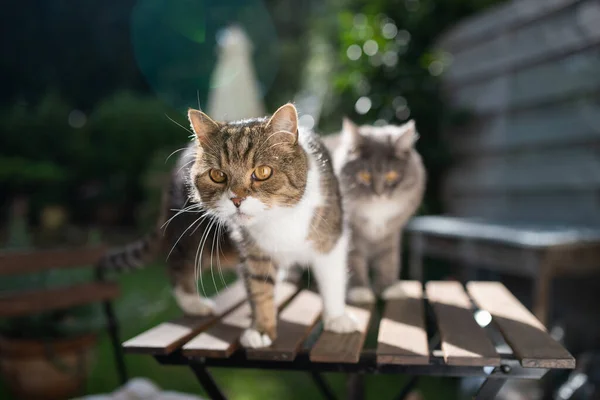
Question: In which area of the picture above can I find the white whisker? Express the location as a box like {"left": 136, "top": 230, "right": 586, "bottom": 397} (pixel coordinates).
{"left": 165, "top": 213, "right": 206, "bottom": 261}
{"left": 196, "top": 218, "right": 217, "bottom": 298}
{"left": 165, "top": 113, "right": 193, "bottom": 135}
{"left": 165, "top": 147, "right": 188, "bottom": 163}
{"left": 161, "top": 202, "right": 202, "bottom": 231}
{"left": 216, "top": 221, "right": 228, "bottom": 288}
{"left": 209, "top": 220, "right": 219, "bottom": 294}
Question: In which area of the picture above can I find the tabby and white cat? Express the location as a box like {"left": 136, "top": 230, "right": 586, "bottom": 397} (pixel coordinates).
{"left": 327, "top": 118, "right": 426, "bottom": 304}
{"left": 99, "top": 103, "right": 358, "bottom": 348}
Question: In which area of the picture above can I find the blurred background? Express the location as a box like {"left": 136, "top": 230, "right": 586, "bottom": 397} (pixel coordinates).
{"left": 2, "top": 0, "right": 600, "bottom": 399}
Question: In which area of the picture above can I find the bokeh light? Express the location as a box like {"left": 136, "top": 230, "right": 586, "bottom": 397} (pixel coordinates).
{"left": 363, "top": 40, "right": 379, "bottom": 56}
{"left": 383, "top": 51, "right": 398, "bottom": 67}
{"left": 382, "top": 23, "right": 398, "bottom": 39}
{"left": 474, "top": 310, "right": 492, "bottom": 327}
{"left": 428, "top": 60, "right": 445, "bottom": 76}
{"left": 355, "top": 96, "right": 372, "bottom": 114}
{"left": 396, "top": 106, "right": 411, "bottom": 120}
{"left": 298, "top": 114, "right": 315, "bottom": 130}
{"left": 347, "top": 44, "right": 362, "bottom": 61}
{"left": 68, "top": 109, "right": 86, "bottom": 128}
{"left": 396, "top": 30, "right": 411, "bottom": 46}
{"left": 393, "top": 96, "right": 407, "bottom": 110}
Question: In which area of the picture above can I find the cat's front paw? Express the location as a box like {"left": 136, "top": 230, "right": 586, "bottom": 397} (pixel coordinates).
{"left": 347, "top": 286, "right": 376, "bottom": 305}
{"left": 173, "top": 287, "right": 216, "bottom": 316}
{"left": 240, "top": 329, "right": 273, "bottom": 349}
{"left": 381, "top": 281, "right": 406, "bottom": 300}
{"left": 324, "top": 312, "right": 359, "bottom": 334}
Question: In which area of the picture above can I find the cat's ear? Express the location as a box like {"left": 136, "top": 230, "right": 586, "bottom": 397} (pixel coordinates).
{"left": 266, "top": 103, "right": 299, "bottom": 144}
{"left": 342, "top": 117, "right": 362, "bottom": 146}
{"left": 188, "top": 109, "right": 219, "bottom": 142}
{"left": 394, "top": 119, "right": 418, "bottom": 151}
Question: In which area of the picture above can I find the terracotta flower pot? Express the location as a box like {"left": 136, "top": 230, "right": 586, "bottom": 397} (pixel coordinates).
{"left": 0, "top": 334, "right": 96, "bottom": 400}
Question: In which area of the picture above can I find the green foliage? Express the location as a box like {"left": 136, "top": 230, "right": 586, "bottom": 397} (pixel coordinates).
{"left": 0, "top": 93, "right": 72, "bottom": 188}
{"left": 85, "top": 92, "right": 189, "bottom": 207}
{"left": 317, "top": 0, "right": 507, "bottom": 213}
{"left": 0, "top": 91, "right": 189, "bottom": 225}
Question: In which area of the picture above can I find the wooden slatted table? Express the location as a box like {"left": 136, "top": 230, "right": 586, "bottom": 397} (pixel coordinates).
{"left": 122, "top": 281, "right": 575, "bottom": 400}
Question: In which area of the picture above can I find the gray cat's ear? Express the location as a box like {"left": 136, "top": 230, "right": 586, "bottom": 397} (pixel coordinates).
{"left": 342, "top": 117, "right": 362, "bottom": 146}
{"left": 266, "top": 103, "right": 298, "bottom": 144}
{"left": 188, "top": 109, "right": 220, "bottom": 142}
{"left": 394, "top": 119, "right": 418, "bottom": 151}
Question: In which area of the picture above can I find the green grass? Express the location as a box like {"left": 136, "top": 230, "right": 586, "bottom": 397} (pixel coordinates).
{"left": 1, "top": 264, "right": 458, "bottom": 399}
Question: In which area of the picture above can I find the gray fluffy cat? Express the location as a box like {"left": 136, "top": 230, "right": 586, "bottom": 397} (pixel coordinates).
{"left": 326, "top": 118, "right": 426, "bottom": 304}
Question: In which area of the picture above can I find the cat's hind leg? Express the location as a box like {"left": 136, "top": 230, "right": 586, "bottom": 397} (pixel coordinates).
{"left": 373, "top": 232, "right": 405, "bottom": 300}
{"left": 169, "top": 258, "right": 216, "bottom": 316}
{"left": 312, "top": 234, "right": 359, "bottom": 333}
{"left": 347, "top": 243, "right": 375, "bottom": 305}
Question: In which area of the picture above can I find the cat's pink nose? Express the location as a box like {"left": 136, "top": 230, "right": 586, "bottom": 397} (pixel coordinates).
{"left": 231, "top": 197, "right": 245, "bottom": 208}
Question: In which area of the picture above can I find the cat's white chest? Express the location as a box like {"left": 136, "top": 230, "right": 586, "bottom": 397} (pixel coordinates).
{"left": 354, "top": 198, "right": 403, "bottom": 239}
{"left": 250, "top": 210, "right": 314, "bottom": 267}
{"left": 245, "top": 158, "right": 323, "bottom": 268}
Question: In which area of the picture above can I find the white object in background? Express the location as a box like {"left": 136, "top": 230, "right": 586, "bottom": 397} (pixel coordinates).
{"left": 74, "top": 377, "right": 206, "bottom": 400}
{"left": 206, "top": 25, "right": 266, "bottom": 121}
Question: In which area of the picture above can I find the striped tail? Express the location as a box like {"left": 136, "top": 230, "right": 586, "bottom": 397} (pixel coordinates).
{"left": 97, "top": 229, "right": 163, "bottom": 272}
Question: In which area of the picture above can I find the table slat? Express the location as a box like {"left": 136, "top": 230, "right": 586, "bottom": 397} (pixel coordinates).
{"left": 310, "top": 305, "right": 372, "bottom": 363}
{"left": 122, "top": 281, "right": 247, "bottom": 354}
{"left": 247, "top": 290, "right": 323, "bottom": 361}
{"left": 427, "top": 281, "right": 500, "bottom": 366}
{"left": 467, "top": 281, "right": 575, "bottom": 369}
{"left": 182, "top": 283, "right": 298, "bottom": 357}
{"left": 376, "top": 281, "right": 429, "bottom": 365}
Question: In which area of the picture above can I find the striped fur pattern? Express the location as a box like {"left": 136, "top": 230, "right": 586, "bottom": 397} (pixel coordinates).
{"left": 329, "top": 118, "right": 426, "bottom": 303}
{"left": 188, "top": 104, "right": 358, "bottom": 348}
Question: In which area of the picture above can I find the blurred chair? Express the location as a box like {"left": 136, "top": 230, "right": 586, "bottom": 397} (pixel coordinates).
{"left": 0, "top": 246, "right": 127, "bottom": 389}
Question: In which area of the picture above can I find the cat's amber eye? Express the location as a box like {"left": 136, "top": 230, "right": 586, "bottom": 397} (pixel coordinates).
{"left": 357, "top": 170, "right": 371, "bottom": 184}
{"left": 385, "top": 170, "right": 400, "bottom": 183}
{"left": 252, "top": 165, "right": 273, "bottom": 181}
{"left": 209, "top": 169, "right": 227, "bottom": 183}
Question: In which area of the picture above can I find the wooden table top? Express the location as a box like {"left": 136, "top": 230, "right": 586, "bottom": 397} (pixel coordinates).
{"left": 122, "top": 280, "right": 575, "bottom": 371}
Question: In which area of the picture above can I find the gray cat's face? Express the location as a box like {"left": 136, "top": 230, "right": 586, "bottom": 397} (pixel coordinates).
{"left": 338, "top": 119, "right": 419, "bottom": 200}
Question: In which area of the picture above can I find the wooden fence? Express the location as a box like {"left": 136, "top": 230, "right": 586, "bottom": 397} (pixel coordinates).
{"left": 438, "top": 0, "right": 600, "bottom": 224}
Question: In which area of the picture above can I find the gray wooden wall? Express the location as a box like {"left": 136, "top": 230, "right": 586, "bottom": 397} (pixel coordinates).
{"left": 438, "top": 0, "right": 600, "bottom": 225}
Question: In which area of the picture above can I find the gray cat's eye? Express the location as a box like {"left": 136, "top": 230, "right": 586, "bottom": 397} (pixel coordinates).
{"left": 385, "top": 170, "right": 399, "bottom": 183}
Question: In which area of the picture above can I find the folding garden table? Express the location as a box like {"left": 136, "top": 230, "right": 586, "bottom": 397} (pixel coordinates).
{"left": 122, "top": 280, "right": 575, "bottom": 400}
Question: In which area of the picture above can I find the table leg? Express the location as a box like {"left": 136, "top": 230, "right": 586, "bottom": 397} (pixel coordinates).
{"left": 309, "top": 371, "right": 337, "bottom": 400}
{"left": 474, "top": 378, "right": 507, "bottom": 400}
{"left": 103, "top": 300, "right": 128, "bottom": 385}
{"left": 532, "top": 262, "right": 551, "bottom": 326}
{"left": 190, "top": 364, "right": 227, "bottom": 400}
{"left": 346, "top": 374, "right": 364, "bottom": 400}
{"left": 393, "top": 376, "right": 419, "bottom": 400}
{"left": 409, "top": 234, "right": 424, "bottom": 282}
